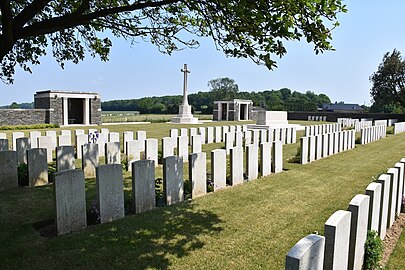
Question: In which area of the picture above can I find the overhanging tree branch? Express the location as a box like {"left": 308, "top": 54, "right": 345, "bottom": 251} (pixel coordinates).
{"left": 18, "top": 0, "right": 181, "bottom": 39}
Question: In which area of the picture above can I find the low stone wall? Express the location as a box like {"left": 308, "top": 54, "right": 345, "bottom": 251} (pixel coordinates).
{"left": 288, "top": 111, "right": 405, "bottom": 122}
{"left": 0, "top": 109, "right": 51, "bottom": 126}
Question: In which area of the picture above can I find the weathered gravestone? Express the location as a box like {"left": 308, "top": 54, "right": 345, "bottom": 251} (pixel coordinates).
{"left": 58, "top": 135, "right": 71, "bottom": 146}
{"left": 207, "top": 127, "right": 214, "bottom": 144}
{"left": 163, "top": 156, "right": 184, "bottom": 205}
{"left": 198, "top": 127, "right": 206, "bottom": 144}
{"left": 177, "top": 136, "right": 188, "bottom": 161}
{"left": 56, "top": 146, "right": 75, "bottom": 171}
{"left": 54, "top": 169, "right": 86, "bottom": 236}
{"left": 189, "top": 152, "right": 206, "bottom": 198}
{"left": 29, "top": 131, "right": 41, "bottom": 148}
{"left": 365, "top": 182, "right": 381, "bottom": 233}
{"left": 109, "top": 132, "right": 120, "bottom": 143}
{"left": 0, "top": 139, "right": 9, "bottom": 151}
{"left": 230, "top": 147, "right": 244, "bottom": 186}
{"left": 38, "top": 136, "right": 53, "bottom": 162}
{"left": 132, "top": 160, "right": 155, "bottom": 213}
{"left": 82, "top": 143, "right": 99, "bottom": 178}
{"left": 27, "top": 148, "right": 48, "bottom": 186}
{"left": 12, "top": 132, "right": 24, "bottom": 151}
{"left": 215, "top": 126, "right": 222, "bottom": 143}
{"left": 246, "top": 144, "right": 259, "bottom": 181}
{"left": 323, "top": 210, "right": 351, "bottom": 270}
{"left": 285, "top": 234, "right": 325, "bottom": 270}
{"left": 272, "top": 141, "right": 283, "bottom": 173}
{"left": 75, "top": 134, "right": 88, "bottom": 159}
{"left": 126, "top": 140, "right": 143, "bottom": 171}
{"left": 191, "top": 135, "right": 202, "bottom": 153}
{"left": 105, "top": 142, "right": 121, "bottom": 164}
{"left": 348, "top": 194, "right": 370, "bottom": 270}
{"left": 260, "top": 142, "right": 272, "bottom": 177}
{"left": 145, "top": 138, "right": 158, "bottom": 167}
{"left": 211, "top": 149, "right": 227, "bottom": 191}
{"left": 376, "top": 174, "right": 391, "bottom": 239}
{"left": 96, "top": 164, "right": 125, "bottom": 223}
{"left": 45, "top": 130, "right": 57, "bottom": 148}
{"left": 387, "top": 168, "right": 398, "bottom": 227}
{"left": 0, "top": 151, "right": 18, "bottom": 191}
{"left": 162, "top": 137, "right": 177, "bottom": 158}
{"left": 16, "top": 137, "right": 30, "bottom": 164}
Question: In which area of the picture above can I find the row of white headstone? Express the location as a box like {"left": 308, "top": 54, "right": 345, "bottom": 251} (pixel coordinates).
{"left": 307, "top": 116, "right": 327, "bottom": 121}
{"left": 338, "top": 118, "right": 360, "bottom": 128}
{"left": 53, "top": 140, "right": 284, "bottom": 236}
{"left": 300, "top": 130, "right": 356, "bottom": 164}
{"left": 360, "top": 125, "right": 386, "bottom": 145}
{"left": 285, "top": 160, "right": 405, "bottom": 270}
{"left": 304, "top": 123, "right": 341, "bottom": 137}
{"left": 394, "top": 122, "right": 405, "bottom": 135}
{"left": 354, "top": 121, "right": 372, "bottom": 132}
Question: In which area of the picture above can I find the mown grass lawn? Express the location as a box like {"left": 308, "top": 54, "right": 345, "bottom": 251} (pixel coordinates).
{"left": 0, "top": 121, "right": 404, "bottom": 269}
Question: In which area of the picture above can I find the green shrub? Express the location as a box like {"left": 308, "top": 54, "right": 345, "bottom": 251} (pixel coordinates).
{"left": 121, "top": 154, "right": 129, "bottom": 171}
{"left": 288, "top": 146, "right": 301, "bottom": 163}
{"left": 48, "top": 162, "right": 57, "bottom": 183}
{"left": 17, "top": 163, "right": 28, "bottom": 186}
{"left": 0, "top": 124, "right": 59, "bottom": 130}
{"left": 364, "top": 230, "right": 383, "bottom": 270}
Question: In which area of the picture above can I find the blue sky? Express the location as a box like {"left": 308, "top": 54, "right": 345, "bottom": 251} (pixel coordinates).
{"left": 1, "top": 1, "right": 405, "bottom": 106}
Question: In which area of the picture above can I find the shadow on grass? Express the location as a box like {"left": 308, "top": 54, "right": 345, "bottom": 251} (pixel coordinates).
{"left": 68, "top": 202, "right": 223, "bottom": 269}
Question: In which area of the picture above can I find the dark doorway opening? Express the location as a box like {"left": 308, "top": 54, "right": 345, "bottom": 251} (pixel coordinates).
{"left": 68, "top": 98, "right": 84, "bottom": 124}
{"left": 240, "top": 104, "right": 247, "bottom": 120}
{"left": 221, "top": 103, "right": 227, "bottom": 120}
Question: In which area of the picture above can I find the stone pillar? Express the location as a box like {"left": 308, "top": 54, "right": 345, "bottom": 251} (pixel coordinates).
{"left": 83, "top": 98, "right": 90, "bottom": 125}
{"left": 163, "top": 156, "right": 184, "bottom": 205}
{"left": 63, "top": 97, "right": 68, "bottom": 126}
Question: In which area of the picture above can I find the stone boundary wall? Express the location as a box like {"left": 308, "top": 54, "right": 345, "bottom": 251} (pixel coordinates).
{"left": 0, "top": 109, "right": 51, "bottom": 126}
{"left": 286, "top": 160, "right": 405, "bottom": 269}
{"left": 288, "top": 111, "right": 405, "bottom": 122}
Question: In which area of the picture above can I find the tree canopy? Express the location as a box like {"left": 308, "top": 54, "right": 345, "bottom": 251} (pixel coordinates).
{"left": 101, "top": 80, "right": 331, "bottom": 114}
{"left": 0, "top": 0, "right": 346, "bottom": 83}
{"left": 370, "top": 49, "right": 405, "bottom": 113}
{"left": 208, "top": 77, "right": 239, "bottom": 100}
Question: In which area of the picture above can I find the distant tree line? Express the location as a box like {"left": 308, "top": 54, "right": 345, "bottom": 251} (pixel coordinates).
{"left": 101, "top": 77, "right": 331, "bottom": 114}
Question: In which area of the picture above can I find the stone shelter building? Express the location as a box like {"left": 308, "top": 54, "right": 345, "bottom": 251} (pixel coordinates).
{"left": 213, "top": 99, "right": 253, "bottom": 121}
{"left": 0, "top": 90, "right": 101, "bottom": 126}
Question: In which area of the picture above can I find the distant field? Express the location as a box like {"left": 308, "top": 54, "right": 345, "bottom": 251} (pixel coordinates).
{"left": 101, "top": 112, "right": 213, "bottom": 123}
